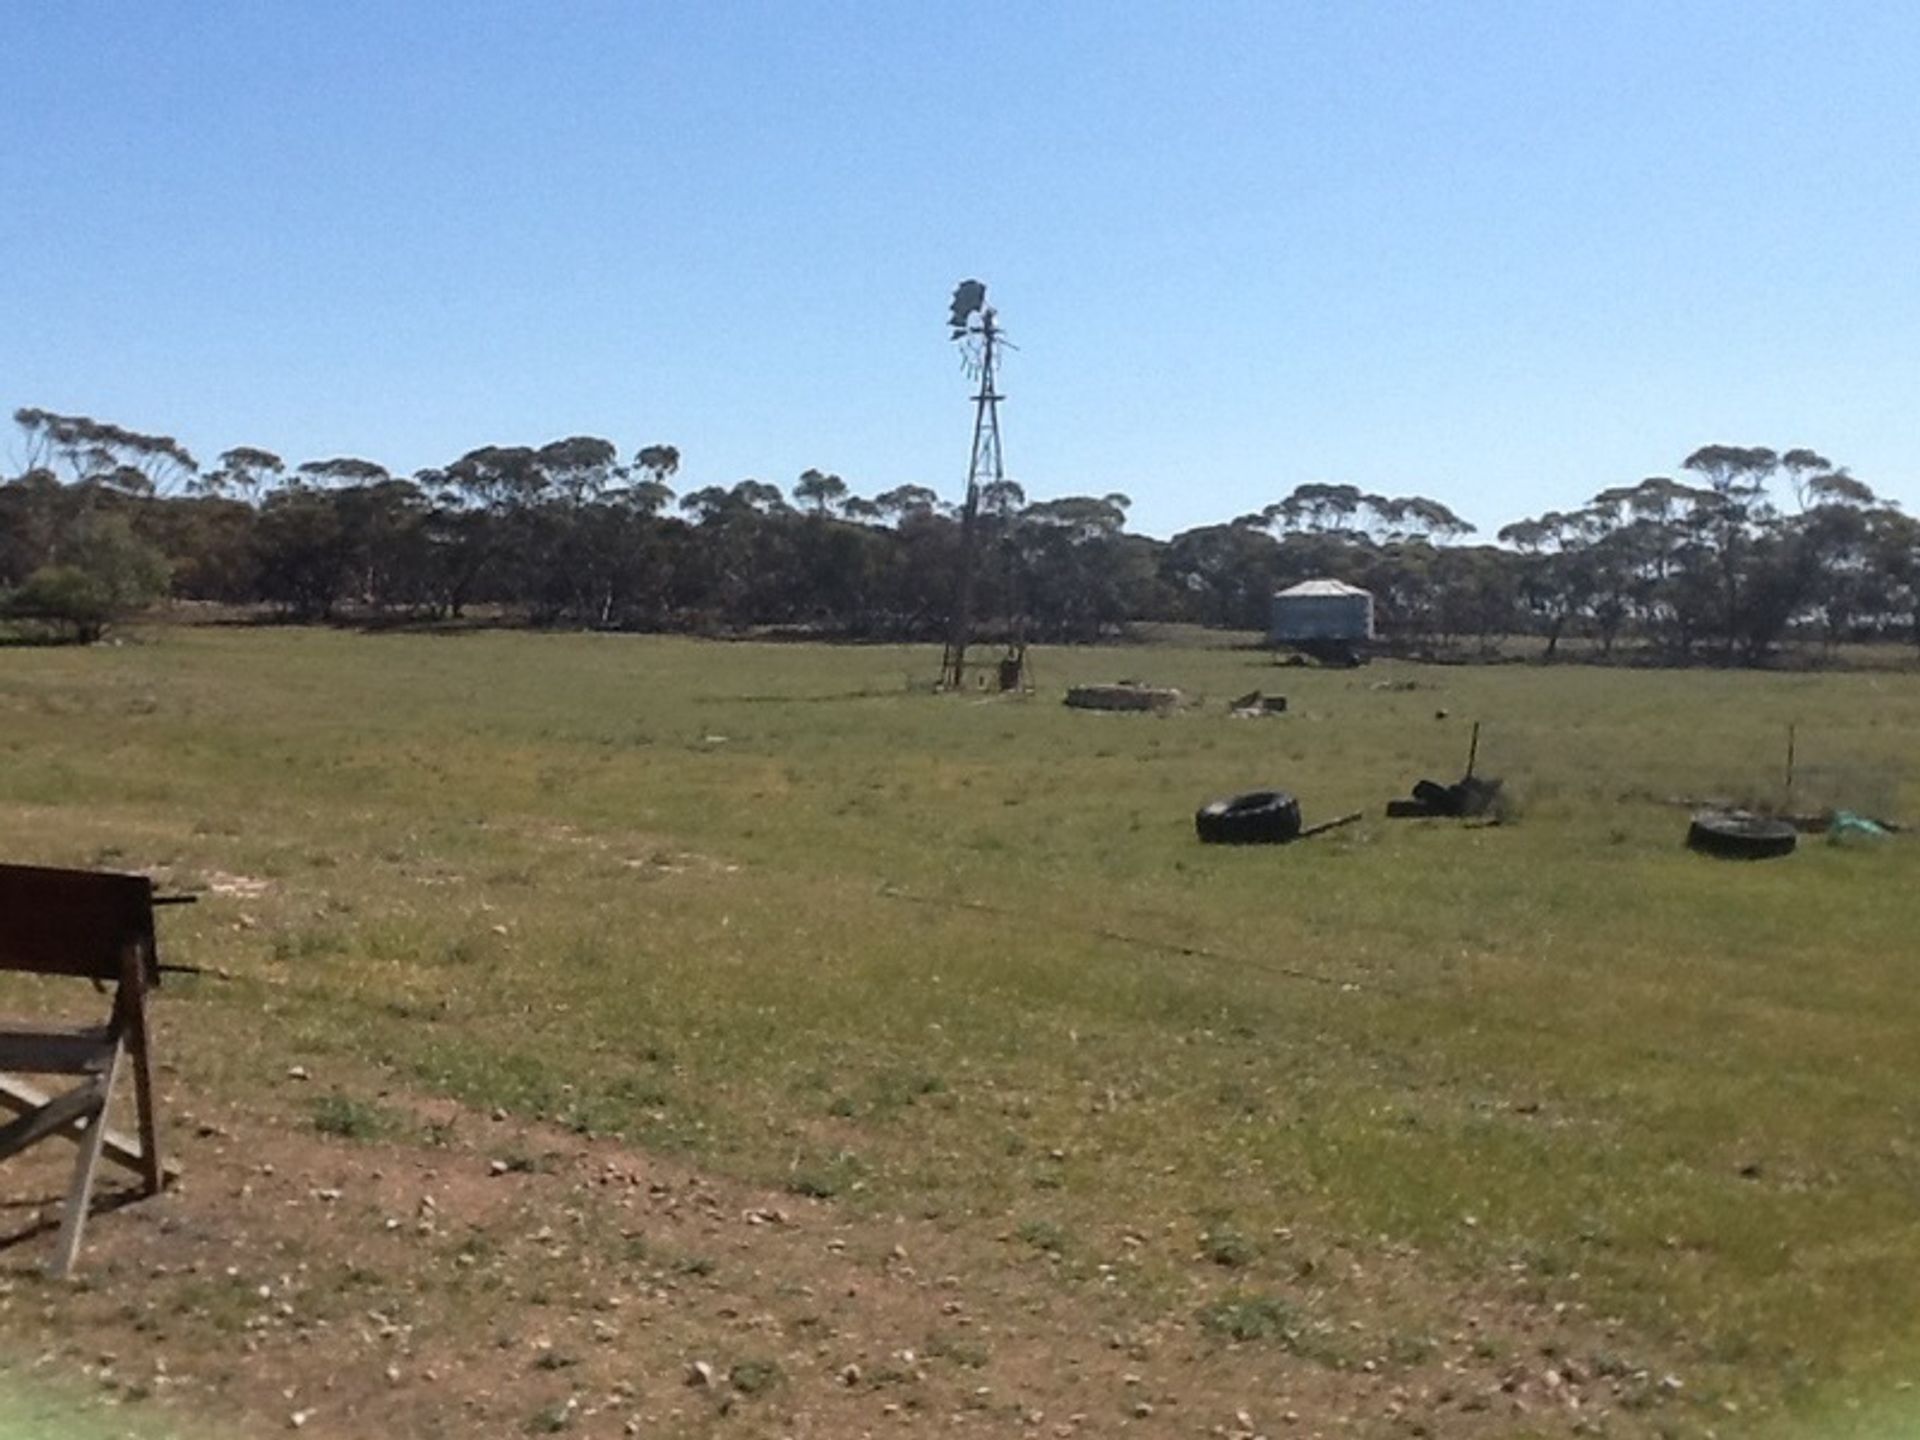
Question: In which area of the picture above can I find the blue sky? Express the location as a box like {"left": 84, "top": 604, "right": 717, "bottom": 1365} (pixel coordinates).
{"left": 4, "top": 2, "right": 1916, "bottom": 538}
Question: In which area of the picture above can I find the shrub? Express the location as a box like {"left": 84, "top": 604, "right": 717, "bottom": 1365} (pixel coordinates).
{"left": 4, "top": 515, "right": 169, "bottom": 643}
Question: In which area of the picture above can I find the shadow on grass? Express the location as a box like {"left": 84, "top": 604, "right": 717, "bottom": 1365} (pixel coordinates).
{"left": 0, "top": 633, "right": 86, "bottom": 649}
{"left": 0, "top": 1182, "right": 155, "bottom": 1260}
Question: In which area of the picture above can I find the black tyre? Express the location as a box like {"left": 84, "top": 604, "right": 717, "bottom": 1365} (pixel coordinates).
{"left": 1196, "top": 790, "right": 1303, "bottom": 845}
{"left": 1686, "top": 811, "right": 1797, "bottom": 860}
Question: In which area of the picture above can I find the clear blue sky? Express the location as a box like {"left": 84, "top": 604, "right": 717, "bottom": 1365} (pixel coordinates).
{"left": 5, "top": 2, "right": 1916, "bottom": 538}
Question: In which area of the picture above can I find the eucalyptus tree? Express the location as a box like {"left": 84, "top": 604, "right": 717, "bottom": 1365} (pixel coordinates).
{"left": 1779, "top": 448, "right": 1835, "bottom": 511}
{"left": 874, "top": 484, "right": 940, "bottom": 522}
{"left": 1790, "top": 471, "right": 1882, "bottom": 650}
{"left": 630, "top": 445, "right": 680, "bottom": 515}
{"left": 277, "top": 458, "right": 415, "bottom": 612}
{"left": 1430, "top": 544, "right": 1518, "bottom": 651}
{"left": 1387, "top": 495, "right": 1476, "bottom": 543}
{"left": 675, "top": 485, "right": 730, "bottom": 525}
{"left": 978, "top": 479, "right": 1025, "bottom": 518}
{"left": 296, "top": 456, "right": 391, "bottom": 489}
{"left": 1264, "top": 481, "right": 1367, "bottom": 534}
{"left": 730, "top": 479, "right": 791, "bottom": 516}
{"left": 672, "top": 480, "right": 793, "bottom": 623}
{"left": 1497, "top": 510, "right": 1592, "bottom": 657}
{"left": 0, "top": 469, "right": 67, "bottom": 585}
{"left": 517, "top": 437, "right": 626, "bottom": 624}
{"left": 793, "top": 468, "right": 848, "bottom": 515}
{"left": 12, "top": 408, "right": 199, "bottom": 494}
{"left": 1012, "top": 494, "right": 1137, "bottom": 640}
{"left": 1681, "top": 444, "right": 1780, "bottom": 659}
{"left": 1867, "top": 510, "right": 1920, "bottom": 652}
{"left": 332, "top": 476, "right": 431, "bottom": 612}
{"left": 195, "top": 446, "right": 285, "bottom": 502}
{"left": 536, "top": 436, "right": 624, "bottom": 504}
{"left": 255, "top": 485, "right": 351, "bottom": 619}
{"left": 1161, "top": 522, "right": 1284, "bottom": 630}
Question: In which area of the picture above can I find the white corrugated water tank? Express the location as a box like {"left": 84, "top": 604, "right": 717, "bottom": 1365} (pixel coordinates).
{"left": 1269, "top": 579, "right": 1375, "bottom": 644}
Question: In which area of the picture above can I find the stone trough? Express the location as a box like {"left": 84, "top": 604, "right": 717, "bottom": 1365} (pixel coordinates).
{"left": 1063, "top": 682, "right": 1183, "bottom": 714}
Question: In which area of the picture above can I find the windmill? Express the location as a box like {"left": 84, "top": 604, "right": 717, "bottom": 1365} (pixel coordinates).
{"left": 938, "top": 279, "right": 1023, "bottom": 691}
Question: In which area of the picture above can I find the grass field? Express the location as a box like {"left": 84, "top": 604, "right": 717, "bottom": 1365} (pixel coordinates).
{"left": 2, "top": 626, "right": 1918, "bottom": 1438}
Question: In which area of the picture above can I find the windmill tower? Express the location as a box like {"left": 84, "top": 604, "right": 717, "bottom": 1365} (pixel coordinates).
{"left": 939, "top": 279, "right": 1012, "bottom": 690}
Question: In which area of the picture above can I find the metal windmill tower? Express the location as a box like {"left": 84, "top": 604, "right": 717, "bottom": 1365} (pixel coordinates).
{"left": 939, "top": 279, "right": 1012, "bottom": 690}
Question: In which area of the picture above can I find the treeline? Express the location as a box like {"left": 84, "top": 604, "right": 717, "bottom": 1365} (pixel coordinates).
{"left": 4, "top": 407, "right": 1917, "bottom": 661}
{"left": 1179, "top": 454, "right": 1920, "bottom": 663}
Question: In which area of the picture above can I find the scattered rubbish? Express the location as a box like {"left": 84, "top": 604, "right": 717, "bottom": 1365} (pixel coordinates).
{"left": 1197, "top": 790, "right": 1300, "bottom": 844}
{"left": 1277, "top": 641, "right": 1365, "bottom": 667}
{"left": 1227, "top": 690, "right": 1287, "bottom": 717}
{"left": 1064, "top": 682, "right": 1182, "bottom": 713}
{"left": 1686, "top": 811, "right": 1797, "bottom": 860}
{"left": 1828, "top": 810, "right": 1891, "bottom": 846}
{"left": 205, "top": 870, "right": 271, "bottom": 899}
{"left": 1387, "top": 775, "right": 1503, "bottom": 819}
{"left": 1385, "top": 718, "right": 1501, "bottom": 820}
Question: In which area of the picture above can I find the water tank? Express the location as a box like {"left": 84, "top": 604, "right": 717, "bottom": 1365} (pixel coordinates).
{"left": 1269, "top": 579, "right": 1374, "bottom": 645}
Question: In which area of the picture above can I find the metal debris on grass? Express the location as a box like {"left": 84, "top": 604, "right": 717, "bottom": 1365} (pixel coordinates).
{"left": 1227, "top": 690, "right": 1287, "bottom": 717}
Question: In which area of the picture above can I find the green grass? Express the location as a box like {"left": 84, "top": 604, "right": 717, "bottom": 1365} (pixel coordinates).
{"left": 0, "top": 1368, "right": 199, "bottom": 1439}
{"left": 1198, "top": 1291, "right": 1302, "bottom": 1344}
{"left": 309, "top": 1091, "right": 395, "bottom": 1140}
{"left": 726, "top": 1357, "right": 783, "bottom": 1396}
{"left": 3, "top": 625, "right": 1920, "bottom": 1435}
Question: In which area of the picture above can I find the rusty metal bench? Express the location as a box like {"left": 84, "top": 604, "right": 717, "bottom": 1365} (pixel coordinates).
{"left": 0, "top": 863, "right": 173, "bottom": 1277}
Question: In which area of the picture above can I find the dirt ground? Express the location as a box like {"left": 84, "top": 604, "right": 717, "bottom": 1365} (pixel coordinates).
{"left": 0, "top": 1049, "right": 1700, "bottom": 1440}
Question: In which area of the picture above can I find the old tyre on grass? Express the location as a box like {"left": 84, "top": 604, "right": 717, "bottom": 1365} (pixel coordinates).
{"left": 1687, "top": 811, "right": 1798, "bottom": 860}
{"left": 1196, "top": 790, "right": 1303, "bottom": 845}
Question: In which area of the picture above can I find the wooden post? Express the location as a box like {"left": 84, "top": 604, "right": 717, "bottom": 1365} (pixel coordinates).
{"left": 1465, "top": 721, "right": 1481, "bottom": 780}
{"left": 48, "top": 1047, "right": 121, "bottom": 1280}
{"left": 119, "top": 942, "right": 163, "bottom": 1195}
